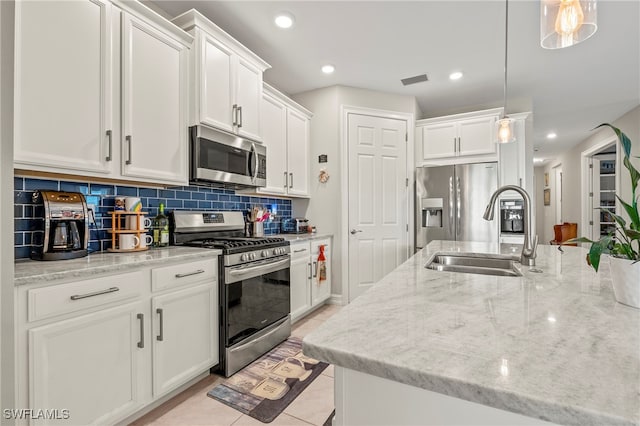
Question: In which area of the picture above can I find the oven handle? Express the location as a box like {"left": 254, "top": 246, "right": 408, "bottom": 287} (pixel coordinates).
{"left": 225, "top": 257, "right": 290, "bottom": 284}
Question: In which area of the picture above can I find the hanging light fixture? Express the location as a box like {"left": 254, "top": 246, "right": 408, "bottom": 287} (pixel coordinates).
{"left": 496, "top": 0, "right": 516, "bottom": 144}
{"left": 540, "top": 0, "right": 598, "bottom": 49}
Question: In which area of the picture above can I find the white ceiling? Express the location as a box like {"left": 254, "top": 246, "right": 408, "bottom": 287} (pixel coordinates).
{"left": 152, "top": 0, "right": 640, "bottom": 160}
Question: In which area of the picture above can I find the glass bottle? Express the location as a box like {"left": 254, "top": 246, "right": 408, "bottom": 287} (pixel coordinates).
{"left": 153, "top": 203, "right": 169, "bottom": 247}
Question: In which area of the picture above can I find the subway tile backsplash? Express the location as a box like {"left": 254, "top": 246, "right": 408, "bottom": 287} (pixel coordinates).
{"left": 14, "top": 177, "right": 292, "bottom": 259}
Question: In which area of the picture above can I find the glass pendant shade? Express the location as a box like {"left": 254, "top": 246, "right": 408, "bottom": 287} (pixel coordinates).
{"left": 495, "top": 118, "right": 516, "bottom": 144}
{"left": 541, "top": 0, "right": 597, "bottom": 49}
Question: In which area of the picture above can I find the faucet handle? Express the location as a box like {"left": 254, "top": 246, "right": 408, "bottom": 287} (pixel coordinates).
{"left": 532, "top": 234, "right": 539, "bottom": 255}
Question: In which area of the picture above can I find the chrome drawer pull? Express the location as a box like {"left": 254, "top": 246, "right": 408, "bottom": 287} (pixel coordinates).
{"left": 70, "top": 287, "right": 119, "bottom": 300}
{"left": 156, "top": 308, "right": 164, "bottom": 342}
{"left": 105, "top": 129, "right": 113, "bottom": 161}
{"left": 137, "top": 313, "right": 144, "bottom": 349}
{"left": 293, "top": 248, "right": 307, "bottom": 253}
{"left": 175, "top": 269, "right": 205, "bottom": 278}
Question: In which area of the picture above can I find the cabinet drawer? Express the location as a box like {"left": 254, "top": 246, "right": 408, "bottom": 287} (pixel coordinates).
{"left": 27, "top": 270, "right": 146, "bottom": 323}
{"left": 290, "top": 242, "right": 311, "bottom": 260}
{"left": 152, "top": 258, "right": 217, "bottom": 292}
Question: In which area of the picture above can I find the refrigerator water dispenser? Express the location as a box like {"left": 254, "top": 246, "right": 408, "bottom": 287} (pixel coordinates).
{"left": 421, "top": 198, "right": 443, "bottom": 228}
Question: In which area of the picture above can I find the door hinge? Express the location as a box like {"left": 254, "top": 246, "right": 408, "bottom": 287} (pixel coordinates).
{"left": 405, "top": 133, "right": 408, "bottom": 142}
{"left": 406, "top": 224, "right": 409, "bottom": 232}
{"left": 589, "top": 192, "right": 593, "bottom": 197}
{"left": 589, "top": 164, "right": 593, "bottom": 169}
{"left": 405, "top": 178, "right": 409, "bottom": 187}
{"left": 589, "top": 220, "right": 593, "bottom": 225}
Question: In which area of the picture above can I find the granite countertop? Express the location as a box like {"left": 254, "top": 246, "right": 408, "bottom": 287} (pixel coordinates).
{"left": 274, "top": 233, "right": 333, "bottom": 242}
{"left": 303, "top": 240, "right": 640, "bottom": 426}
{"left": 15, "top": 246, "right": 219, "bottom": 286}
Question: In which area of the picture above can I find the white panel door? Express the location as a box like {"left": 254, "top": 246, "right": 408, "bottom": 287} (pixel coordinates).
{"left": 14, "top": 0, "right": 113, "bottom": 174}
{"left": 458, "top": 116, "right": 496, "bottom": 156}
{"left": 422, "top": 122, "right": 456, "bottom": 160}
{"left": 121, "top": 12, "right": 188, "bottom": 184}
{"left": 290, "top": 242, "right": 312, "bottom": 322}
{"left": 348, "top": 114, "right": 408, "bottom": 301}
{"left": 199, "top": 33, "right": 234, "bottom": 133}
{"left": 235, "top": 57, "right": 263, "bottom": 142}
{"left": 286, "top": 109, "right": 310, "bottom": 197}
{"left": 152, "top": 284, "right": 218, "bottom": 398}
{"left": 29, "top": 302, "right": 147, "bottom": 426}
{"left": 260, "top": 93, "right": 288, "bottom": 195}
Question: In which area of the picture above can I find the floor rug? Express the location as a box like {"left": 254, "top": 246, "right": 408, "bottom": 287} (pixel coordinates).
{"left": 208, "top": 337, "right": 329, "bottom": 423}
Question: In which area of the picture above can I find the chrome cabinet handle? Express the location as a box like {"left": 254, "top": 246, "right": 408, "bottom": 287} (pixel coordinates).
{"left": 238, "top": 106, "right": 243, "bottom": 128}
{"left": 70, "top": 287, "right": 119, "bottom": 300}
{"left": 293, "top": 248, "right": 307, "bottom": 253}
{"left": 313, "top": 261, "right": 318, "bottom": 277}
{"left": 284, "top": 171, "right": 288, "bottom": 188}
{"left": 350, "top": 229, "right": 362, "bottom": 235}
{"left": 125, "top": 135, "right": 132, "bottom": 165}
{"left": 307, "top": 262, "right": 312, "bottom": 280}
{"left": 289, "top": 173, "right": 293, "bottom": 188}
{"left": 156, "top": 308, "right": 164, "bottom": 342}
{"left": 137, "top": 313, "right": 144, "bottom": 349}
{"left": 106, "top": 130, "right": 113, "bottom": 161}
{"left": 457, "top": 137, "right": 461, "bottom": 153}
{"left": 232, "top": 104, "right": 238, "bottom": 126}
{"left": 453, "top": 137, "right": 457, "bottom": 153}
{"left": 175, "top": 269, "right": 205, "bottom": 278}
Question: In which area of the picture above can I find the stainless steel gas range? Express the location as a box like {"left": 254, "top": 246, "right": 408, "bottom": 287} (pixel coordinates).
{"left": 170, "top": 211, "right": 291, "bottom": 377}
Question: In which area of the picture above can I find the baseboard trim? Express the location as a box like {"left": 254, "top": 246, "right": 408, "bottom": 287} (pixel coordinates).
{"left": 328, "top": 294, "right": 344, "bottom": 306}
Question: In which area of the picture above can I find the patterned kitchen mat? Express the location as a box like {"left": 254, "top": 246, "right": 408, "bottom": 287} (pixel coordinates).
{"left": 208, "top": 336, "right": 329, "bottom": 423}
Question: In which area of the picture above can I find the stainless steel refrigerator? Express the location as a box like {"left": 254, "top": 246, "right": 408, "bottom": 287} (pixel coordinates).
{"left": 415, "top": 163, "right": 499, "bottom": 249}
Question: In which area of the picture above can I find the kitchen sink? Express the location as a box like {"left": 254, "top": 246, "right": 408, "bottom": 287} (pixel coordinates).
{"left": 425, "top": 252, "right": 523, "bottom": 277}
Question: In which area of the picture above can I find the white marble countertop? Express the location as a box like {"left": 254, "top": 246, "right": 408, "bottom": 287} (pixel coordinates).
{"left": 15, "top": 246, "right": 219, "bottom": 286}
{"left": 274, "top": 233, "right": 333, "bottom": 242}
{"left": 303, "top": 240, "right": 640, "bottom": 426}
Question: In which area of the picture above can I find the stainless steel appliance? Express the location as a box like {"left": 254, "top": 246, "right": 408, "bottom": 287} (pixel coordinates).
{"left": 280, "top": 217, "right": 309, "bottom": 234}
{"left": 190, "top": 125, "right": 266, "bottom": 188}
{"left": 415, "top": 163, "right": 499, "bottom": 249}
{"left": 31, "top": 191, "right": 89, "bottom": 260}
{"left": 170, "top": 211, "right": 291, "bottom": 377}
{"left": 500, "top": 199, "right": 524, "bottom": 234}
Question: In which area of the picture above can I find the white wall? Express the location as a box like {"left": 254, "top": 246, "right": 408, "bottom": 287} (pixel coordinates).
{"left": 1, "top": 0, "right": 15, "bottom": 413}
{"left": 538, "top": 105, "right": 640, "bottom": 242}
{"left": 292, "top": 85, "right": 419, "bottom": 300}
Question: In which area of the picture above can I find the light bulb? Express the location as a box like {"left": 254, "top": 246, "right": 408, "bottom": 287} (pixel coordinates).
{"left": 555, "top": 0, "right": 584, "bottom": 47}
{"left": 495, "top": 118, "right": 516, "bottom": 144}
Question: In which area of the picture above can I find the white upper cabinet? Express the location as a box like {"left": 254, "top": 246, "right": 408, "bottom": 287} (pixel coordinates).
{"left": 14, "top": 0, "right": 113, "bottom": 174}
{"left": 121, "top": 11, "right": 189, "bottom": 184}
{"left": 251, "top": 84, "right": 312, "bottom": 198}
{"left": 172, "top": 9, "right": 270, "bottom": 143}
{"left": 417, "top": 109, "right": 500, "bottom": 165}
{"left": 14, "top": 0, "right": 193, "bottom": 185}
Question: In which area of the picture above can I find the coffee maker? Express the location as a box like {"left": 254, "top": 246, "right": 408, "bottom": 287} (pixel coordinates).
{"left": 31, "top": 191, "right": 89, "bottom": 260}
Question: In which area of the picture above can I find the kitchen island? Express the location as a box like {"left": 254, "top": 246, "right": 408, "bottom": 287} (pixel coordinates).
{"left": 303, "top": 241, "right": 639, "bottom": 426}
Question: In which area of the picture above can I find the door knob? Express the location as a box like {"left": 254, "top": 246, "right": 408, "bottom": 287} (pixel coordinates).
{"left": 350, "top": 229, "right": 362, "bottom": 235}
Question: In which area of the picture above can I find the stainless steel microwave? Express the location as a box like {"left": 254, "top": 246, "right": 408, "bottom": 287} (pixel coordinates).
{"left": 190, "top": 125, "right": 266, "bottom": 188}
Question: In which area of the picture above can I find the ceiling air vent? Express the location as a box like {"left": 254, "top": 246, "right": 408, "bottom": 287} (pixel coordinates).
{"left": 401, "top": 74, "right": 428, "bottom": 86}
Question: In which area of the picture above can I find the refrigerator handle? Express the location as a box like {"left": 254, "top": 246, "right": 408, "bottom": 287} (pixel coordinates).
{"left": 456, "top": 176, "right": 461, "bottom": 236}
{"left": 449, "top": 176, "right": 454, "bottom": 231}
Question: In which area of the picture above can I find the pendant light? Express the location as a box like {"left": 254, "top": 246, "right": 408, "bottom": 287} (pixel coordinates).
{"left": 541, "top": 0, "right": 598, "bottom": 49}
{"left": 495, "top": 0, "right": 515, "bottom": 144}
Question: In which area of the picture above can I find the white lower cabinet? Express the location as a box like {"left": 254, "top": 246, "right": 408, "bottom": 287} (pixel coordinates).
{"left": 29, "top": 301, "right": 148, "bottom": 425}
{"left": 290, "top": 238, "right": 332, "bottom": 323}
{"left": 18, "top": 257, "right": 218, "bottom": 425}
{"left": 152, "top": 283, "right": 218, "bottom": 398}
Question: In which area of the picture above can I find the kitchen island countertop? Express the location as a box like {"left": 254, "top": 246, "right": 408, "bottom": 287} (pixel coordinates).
{"left": 303, "top": 240, "right": 639, "bottom": 426}
{"left": 15, "top": 246, "right": 218, "bottom": 286}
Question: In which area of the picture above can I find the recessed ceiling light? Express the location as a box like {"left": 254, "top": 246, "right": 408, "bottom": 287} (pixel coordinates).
{"left": 274, "top": 13, "right": 294, "bottom": 29}
{"left": 533, "top": 158, "right": 545, "bottom": 163}
{"left": 547, "top": 132, "right": 557, "bottom": 139}
{"left": 449, "top": 71, "right": 463, "bottom": 80}
{"left": 321, "top": 64, "right": 335, "bottom": 74}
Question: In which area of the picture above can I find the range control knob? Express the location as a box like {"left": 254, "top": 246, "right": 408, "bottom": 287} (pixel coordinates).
{"left": 250, "top": 253, "right": 255, "bottom": 260}
{"left": 240, "top": 254, "right": 248, "bottom": 262}
{"left": 273, "top": 249, "right": 279, "bottom": 255}
{"left": 261, "top": 250, "right": 268, "bottom": 257}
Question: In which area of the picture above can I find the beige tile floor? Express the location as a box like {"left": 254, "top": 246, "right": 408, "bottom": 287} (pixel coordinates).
{"left": 131, "top": 304, "right": 342, "bottom": 426}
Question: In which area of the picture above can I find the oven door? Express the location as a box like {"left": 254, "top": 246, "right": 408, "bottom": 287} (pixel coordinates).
{"left": 224, "top": 256, "right": 290, "bottom": 347}
{"left": 190, "top": 125, "right": 266, "bottom": 187}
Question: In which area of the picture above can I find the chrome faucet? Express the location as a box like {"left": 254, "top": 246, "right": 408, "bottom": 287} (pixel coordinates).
{"left": 483, "top": 185, "right": 538, "bottom": 266}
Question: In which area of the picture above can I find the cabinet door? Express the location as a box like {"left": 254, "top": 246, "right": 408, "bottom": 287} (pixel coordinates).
{"left": 14, "top": 0, "right": 114, "bottom": 174}
{"left": 121, "top": 12, "right": 188, "bottom": 185}
{"left": 152, "top": 284, "right": 218, "bottom": 398}
{"left": 199, "top": 32, "right": 235, "bottom": 133}
{"left": 259, "top": 94, "right": 288, "bottom": 195}
{"left": 29, "top": 302, "right": 147, "bottom": 426}
{"left": 422, "top": 122, "right": 457, "bottom": 160}
{"left": 458, "top": 117, "right": 496, "bottom": 156}
{"left": 286, "top": 109, "right": 310, "bottom": 196}
{"left": 235, "top": 57, "right": 263, "bottom": 142}
{"left": 311, "top": 240, "right": 331, "bottom": 306}
{"left": 290, "top": 246, "right": 312, "bottom": 323}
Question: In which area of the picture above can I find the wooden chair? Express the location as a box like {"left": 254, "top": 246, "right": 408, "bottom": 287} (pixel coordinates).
{"left": 550, "top": 222, "right": 578, "bottom": 246}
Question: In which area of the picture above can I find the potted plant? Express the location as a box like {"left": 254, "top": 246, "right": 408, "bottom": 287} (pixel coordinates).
{"left": 571, "top": 124, "right": 640, "bottom": 308}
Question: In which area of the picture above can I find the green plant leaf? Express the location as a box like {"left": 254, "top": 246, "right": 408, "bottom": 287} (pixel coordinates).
{"left": 598, "top": 207, "right": 627, "bottom": 228}
{"left": 595, "top": 124, "right": 631, "bottom": 158}
{"left": 588, "top": 241, "right": 605, "bottom": 272}
{"left": 623, "top": 155, "right": 640, "bottom": 198}
{"left": 617, "top": 195, "right": 640, "bottom": 231}
{"left": 567, "top": 237, "right": 595, "bottom": 244}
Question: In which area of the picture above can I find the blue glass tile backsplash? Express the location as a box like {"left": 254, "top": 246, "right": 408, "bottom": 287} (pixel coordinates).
{"left": 14, "top": 177, "right": 292, "bottom": 259}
